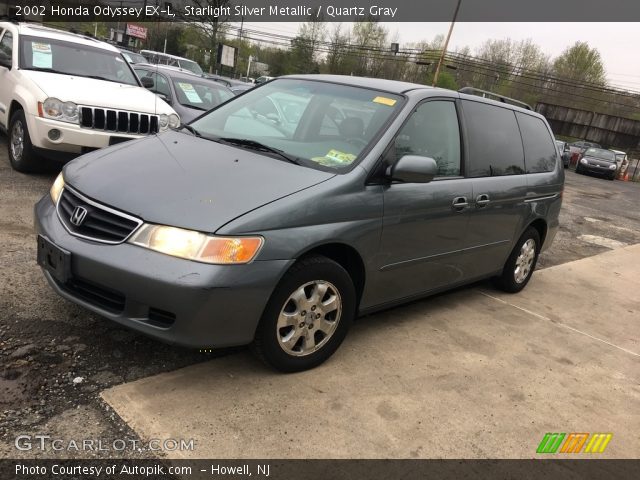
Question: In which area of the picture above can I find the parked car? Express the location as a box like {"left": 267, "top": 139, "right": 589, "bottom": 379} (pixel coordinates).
{"left": 555, "top": 140, "right": 570, "bottom": 168}
{"left": 203, "top": 73, "right": 246, "bottom": 88}
{"left": 569, "top": 140, "right": 601, "bottom": 156}
{"left": 229, "top": 84, "right": 254, "bottom": 95}
{"left": 611, "top": 149, "right": 627, "bottom": 170}
{"left": 0, "top": 22, "right": 179, "bottom": 172}
{"left": 576, "top": 147, "right": 618, "bottom": 180}
{"left": 119, "top": 48, "right": 147, "bottom": 65}
{"left": 140, "top": 49, "right": 203, "bottom": 75}
{"left": 255, "top": 75, "right": 274, "bottom": 84}
{"left": 134, "top": 64, "right": 234, "bottom": 123}
{"left": 35, "top": 76, "right": 563, "bottom": 372}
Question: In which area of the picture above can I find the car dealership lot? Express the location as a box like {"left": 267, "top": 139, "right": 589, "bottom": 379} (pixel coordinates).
{"left": 0, "top": 132, "right": 639, "bottom": 459}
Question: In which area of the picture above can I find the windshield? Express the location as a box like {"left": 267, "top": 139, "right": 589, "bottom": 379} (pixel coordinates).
{"left": 19, "top": 36, "right": 138, "bottom": 86}
{"left": 179, "top": 59, "right": 203, "bottom": 75}
{"left": 585, "top": 148, "right": 615, "bottom": 161}
{"left": 173, "top": 78, "right": 234, "bottom": 110}
{"left": 121, "top": 51, "right": 147, "bottom": 64}
{"left": 190, "top": 78, "right": 404, "bottom": 172}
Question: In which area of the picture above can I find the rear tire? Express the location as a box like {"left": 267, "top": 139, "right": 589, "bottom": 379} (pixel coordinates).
{"left": 8, "top": 110, "right": 44, "bottom": 173}
{"left": 494, "top": 227, "right": 540, "bottom": 293}
{"left": 252, "top": 255, "right": 355, "bottom": 372}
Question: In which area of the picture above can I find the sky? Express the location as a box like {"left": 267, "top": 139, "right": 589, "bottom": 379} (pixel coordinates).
{"left": 235, "top": 22, "right": 640, "bottom": 92}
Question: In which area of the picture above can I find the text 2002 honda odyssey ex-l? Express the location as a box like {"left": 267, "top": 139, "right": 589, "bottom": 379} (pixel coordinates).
{"left": 35, "top": 76, "right": 563, "bottom": 372}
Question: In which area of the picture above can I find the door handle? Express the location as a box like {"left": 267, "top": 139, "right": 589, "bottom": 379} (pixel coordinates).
{"left": 452, "top": 196, "right": 469, "bottom": 211}
{"left": 475, "top": 194, "right": 491, "bottom": 208}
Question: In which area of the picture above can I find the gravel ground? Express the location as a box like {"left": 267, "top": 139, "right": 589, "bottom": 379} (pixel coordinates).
{"left": 1, "top": 133, "right": 639, "bottom": 459}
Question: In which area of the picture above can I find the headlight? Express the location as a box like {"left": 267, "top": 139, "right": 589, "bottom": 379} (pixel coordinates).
{"left": 128, "top": 224, "right": 263, "bottom": 264}
{"left": 609, "top": 164, "right": 617, "bottom": 170}
{"left": 62, "top": 101, "right": 78, "bottom": 121}
{"left": 580, "top": 158, "right": 588, "bottom": 165}
{"left": 168, "top": 113, "right": 180, "bottom": 129}
{"left": 41, "top": 98, "right": 78, "bottom": 123}
{"left": 50, "top": 173, "right": 64, "bottom": 204}
{"left": 159, "top": 114, "right": 169, "bottom": 130}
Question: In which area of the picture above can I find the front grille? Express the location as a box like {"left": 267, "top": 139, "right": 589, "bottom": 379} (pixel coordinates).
{"left": 59, "top": 277, "right": 126, "bottom": 313}
{"left": 57, "top": 187, "right": 142, "bottom": 244}
{"left": 79, "top": 106, "right": 159, "bottom": 135}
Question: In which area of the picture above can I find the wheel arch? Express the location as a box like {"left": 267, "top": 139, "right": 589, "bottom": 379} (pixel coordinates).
{"left": 9, "top": 99, "right": 25, "bottom": 122}
{"left": 527, "top": 218, "right": 547, "bottom": 248}
{"left": 297, "top": 242, "right": 366, "bottom": 308}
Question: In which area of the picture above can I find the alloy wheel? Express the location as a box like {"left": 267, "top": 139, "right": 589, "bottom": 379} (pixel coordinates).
{"left": 276, "top": 280, "right": 342, "bottom": 357}
{"left": 514, "top": 238, "right": 536, "bottom": 284}
{"left": 10, "top": 121, "right": 24, "bottom": 162}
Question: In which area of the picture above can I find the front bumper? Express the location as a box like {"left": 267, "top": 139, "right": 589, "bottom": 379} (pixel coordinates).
{"left": 579, "top": 163, "right": 616, "bottom": 177}
{"left": 26, "top": 113, "right": 148, "bottom": 156}
{"left": 35, "top": 196, "right": 293, "bottom": 348}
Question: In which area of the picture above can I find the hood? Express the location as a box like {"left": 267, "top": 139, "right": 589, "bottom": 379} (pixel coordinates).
{"left": 24, "top": 71, "right": 174, "bottom": 114}
{"left": 63, "top": 131, "right": 335, "bottom": 233}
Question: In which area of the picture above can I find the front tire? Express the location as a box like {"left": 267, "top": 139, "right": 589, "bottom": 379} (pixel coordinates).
{"left": 252, "top": 255, "right": 356, "bottom": 372}
{"left": 8, "top": 110, "right": 43, "bottom": 173}
{"left": 495, "top": 227, "right": 540, "bottom": 293}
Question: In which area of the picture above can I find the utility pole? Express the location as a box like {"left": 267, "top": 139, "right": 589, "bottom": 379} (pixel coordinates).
{"left": 235, "top": 16, "right": 244, "bottom": 78}
{"left": 432, "top": 0, "right": 462, "bottom": 87}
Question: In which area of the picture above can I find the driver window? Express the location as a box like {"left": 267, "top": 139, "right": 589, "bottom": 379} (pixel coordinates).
{"left": 153, "top": 73, "right": 171, "bottom": 99}
{"left": 395, "top": 100, "right": 461, "bottom": 177}
{"left": 0, "top": 31, "right": 13, "bottom": 63}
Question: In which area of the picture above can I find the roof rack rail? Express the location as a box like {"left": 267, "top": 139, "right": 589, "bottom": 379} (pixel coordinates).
{"left": 458, "top": 87, "right": 533, "bottom": 111}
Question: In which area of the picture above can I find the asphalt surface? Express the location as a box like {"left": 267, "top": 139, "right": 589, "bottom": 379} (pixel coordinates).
{"left": 103, "top": 244, "right": 640, "bottom": 459}
{"left": 0, "top": 132, "right": 639, "bottom": 459}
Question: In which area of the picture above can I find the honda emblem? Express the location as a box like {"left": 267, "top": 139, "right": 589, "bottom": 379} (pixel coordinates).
{"left": 70, "top": 206, "right": 88, "bottom": 226}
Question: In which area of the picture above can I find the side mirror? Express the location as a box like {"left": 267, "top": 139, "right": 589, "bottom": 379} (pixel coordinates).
{"left": 388, "top": 155, "right": 438, "bottom": 183}
{"left": 140, "top": 76, "right": 154, "bottom": 89}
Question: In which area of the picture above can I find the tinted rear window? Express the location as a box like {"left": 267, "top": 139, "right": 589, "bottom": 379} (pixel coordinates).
{"left": 462, "top": 100, "right": 525, "bottom": 177}
{"left": 516, "top": 112, "right": 557, "bottom": 173}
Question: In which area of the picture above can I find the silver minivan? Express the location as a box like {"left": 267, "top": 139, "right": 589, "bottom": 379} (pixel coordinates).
{"left": 35, "top": 75, "right": 564, "bottom": 372}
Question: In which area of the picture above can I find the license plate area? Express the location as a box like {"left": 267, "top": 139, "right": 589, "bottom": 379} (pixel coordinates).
{"left": 37, "top": 235, "right": 71, "bottom": 284}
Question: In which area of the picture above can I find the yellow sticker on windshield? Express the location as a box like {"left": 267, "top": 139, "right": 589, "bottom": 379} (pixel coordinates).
{"left": 312, "top": 149, "right": 357, "bottom": 167}
{"left": 373, "top": 96, "right": 397, "bottom": 106}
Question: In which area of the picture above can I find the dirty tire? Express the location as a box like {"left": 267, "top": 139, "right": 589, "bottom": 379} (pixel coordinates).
{"left": 494, "top": 227, "right": 540, "bottom": 293}
{"left": 252, "top": 255, "right": 355, "bottom": 372}
{"left": 8, "top": 109, "right": 43, "bottom": 173}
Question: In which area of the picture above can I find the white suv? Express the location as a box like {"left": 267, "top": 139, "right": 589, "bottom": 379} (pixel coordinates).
{"left": 0, "top": 22, "right": 180, "bottom": 172}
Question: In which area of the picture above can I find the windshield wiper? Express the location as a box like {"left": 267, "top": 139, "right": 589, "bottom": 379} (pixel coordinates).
{"left": 24, "top": 67, "right": 70, "bottom": 75}
{"left": 83, "top": 75, "right": 122, "bottom": 84}
{"left": 218, "top": 137, "right": 301, "bottom": 165}
{"left": 177, "top": 124, "right": 201, "bottom": 137}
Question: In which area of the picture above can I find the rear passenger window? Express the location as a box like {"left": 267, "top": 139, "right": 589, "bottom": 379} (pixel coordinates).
{"left": 395, "top": 100, "right": 461, "bottom": 177}
{"left": 516, "top": 112, "right": 557, "bottom": 173}
{"left": 462, "top": 100, "right": 525, "bottom": 177}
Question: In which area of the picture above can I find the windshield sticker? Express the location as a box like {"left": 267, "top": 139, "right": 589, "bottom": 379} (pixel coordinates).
{"left": 31, "top": 42, "right": 52, "bottom": 69}
{"left": 373, "top": 96, "right": 397, "bottom": 106}
{"left": 177, "top": 82, "right": 203, "bottom": 104}
{"left": 312, "top": 149, "right": 357, "bottom": 167}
